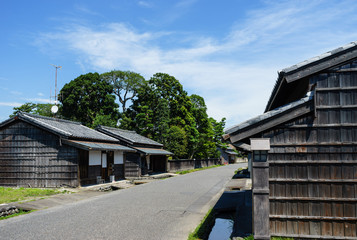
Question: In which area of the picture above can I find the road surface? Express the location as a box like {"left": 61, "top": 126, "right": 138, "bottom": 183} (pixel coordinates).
{"left": 0, "top": 163, "right": 246, "bottom": 240}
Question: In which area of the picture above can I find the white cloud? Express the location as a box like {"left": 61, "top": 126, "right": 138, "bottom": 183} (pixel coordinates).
{"left": 34, "top": 0, "right": 357, "bottom": 126}
{"left": 137, "top": 1, "right": 152, "bottom": 8}
{"left": 24, "top": 98, "right": 51, "bottom": 103}
{"left": 0, "top": 102, "right": 22, "bottom": 107}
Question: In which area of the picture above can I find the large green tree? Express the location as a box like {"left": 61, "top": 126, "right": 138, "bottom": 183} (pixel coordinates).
{"left": 100, "top": 70, "right": 145, "bottom": 112}
{"left": 11, "top": 102, "right": 53, "bottom": 117}
{"left": 189, "top": 94, "right": 217, "bottom": 159}
{"left": 119, "top": 72, "right": 227, "bottom": 159}
{"left": 122, "top": 73, "right": 201, "bottom": 159}
{"left": 210, "top": 117, "right": 227, "bottom": 151}
{"left": 59, "top": 72, "right": 119, "bottom": 127}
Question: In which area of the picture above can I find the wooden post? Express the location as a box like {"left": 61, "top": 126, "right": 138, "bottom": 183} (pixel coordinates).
{"left": 250, "top": 138, "right": 270, "bottom": 240}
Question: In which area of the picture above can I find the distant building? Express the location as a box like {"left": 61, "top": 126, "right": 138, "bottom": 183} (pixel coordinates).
{"left": 218, "top": 145, "right": 238, "bottom": 164}
{"left": 96, "top": 125, "right": 172, "bottom": 177}
{"left": 224, "top": 41, "right": 357, "bottom": 239}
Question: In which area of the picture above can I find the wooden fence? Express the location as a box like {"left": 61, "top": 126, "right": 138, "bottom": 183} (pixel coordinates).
{"left": 167, "top": 158, "right": 220, "bottom": 172}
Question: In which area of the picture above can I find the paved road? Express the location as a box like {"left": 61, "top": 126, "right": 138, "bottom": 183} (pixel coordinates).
{"left": 0, "top": 163, "right": 245, "bottom": 240}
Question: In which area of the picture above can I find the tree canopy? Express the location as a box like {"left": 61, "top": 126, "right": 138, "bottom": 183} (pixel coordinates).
{"left": 10, "top": 103, "right": 53, "bottom": 117}
{"left": 100, "top": 70, "right": 145, "bottom": 112}
{"left": 11, "top": 70, "right": 230, "bottom": 159}
{"left": 121, "top": 73, "right": 220, "bottom": 159}
{"left": 59, "top": 72, "right": 119, "bottom": 128}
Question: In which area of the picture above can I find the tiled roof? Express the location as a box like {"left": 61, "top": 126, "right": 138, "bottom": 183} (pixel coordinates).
{"left": 63, "top": 140, "right": 135, "bottom": 151}
{"left": 265, "top": 41, "right": 357, "bottom": 112}
{"left": 281, "top": 41, "right": 357, "bottom": 74}
{"left": 97, "top": 125, "right": 163, "bottom": 147}
{"left": 13, "top": 112, "right": 118, "bottom": 142}
{"left": 225, "top": 93, "right": 314, "bottom": 136}
{"left": 134, "top": 147, "right": 172, "bottom": 155}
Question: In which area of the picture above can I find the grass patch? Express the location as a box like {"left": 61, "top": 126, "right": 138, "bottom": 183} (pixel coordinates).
{"left": 176, "top": 165, "right": 223, "bottom": 175}
{"left": 188, "top": 208, "right": 216, "bottom": 240}
{"left": 0, "top": 187, "right": 63, "bottom": 204}
{"left": 0, "top": 209, "right": 34, "bottom": 221}
{"left": 234, "top": 167, "right": 248, "bottom": 175}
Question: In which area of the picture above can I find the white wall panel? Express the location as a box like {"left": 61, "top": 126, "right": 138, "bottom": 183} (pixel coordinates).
{"left": 114, "top": 151, "right": 124, "bottom": 164}
{"left": 89, "top": 151, "right": 101, "bottom": 166}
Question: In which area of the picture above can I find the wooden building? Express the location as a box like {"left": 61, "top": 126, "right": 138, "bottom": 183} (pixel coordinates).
{"left": 0, "top": 112, "right": 135, "bottom": 187}
{"left": 218, "top": 145, "right": 238, "bottom": 164}
{"left": 96, "top": 125, "right": 172, "bottom": 177}
{"left": 224, "top": 41, "right": 357, "bottom": 239}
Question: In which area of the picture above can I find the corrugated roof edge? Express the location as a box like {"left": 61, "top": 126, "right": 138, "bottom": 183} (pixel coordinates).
{"left": 225, "top": 93, "right": 314, "bottom": 136}
{"left": 265, "top": 41, "right": 357, "bottom": 112}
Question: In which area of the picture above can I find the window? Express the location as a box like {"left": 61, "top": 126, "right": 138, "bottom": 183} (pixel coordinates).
{"left": 253, "top": 150, "right": 268, "bottom": 162}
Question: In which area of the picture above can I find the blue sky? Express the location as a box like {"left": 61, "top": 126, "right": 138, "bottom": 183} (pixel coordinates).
{"left": 1, "top": 0, "right": 357, "bottom": 128}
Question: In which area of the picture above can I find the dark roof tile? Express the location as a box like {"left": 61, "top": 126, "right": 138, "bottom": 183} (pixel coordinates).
{"left": 16, "top": 112, "right": 117, "bottom": 142}
{"left": 97, "top": 125, "right": 163, "bottom": 146}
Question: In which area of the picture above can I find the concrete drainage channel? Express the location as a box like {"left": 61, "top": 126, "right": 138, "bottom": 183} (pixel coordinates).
{"left": 207, "top": 171, "right": 252, "bottom": 240}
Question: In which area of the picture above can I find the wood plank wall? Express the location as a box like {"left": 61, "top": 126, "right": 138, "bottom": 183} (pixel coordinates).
{"left": 263, "top": 61, "right": 357, "bottom": 239}
{"left": 0, "top": 121, "right": 79, "bottom": 187}
{"left": 125, "top": 153, "right": 141, "bottom": 177}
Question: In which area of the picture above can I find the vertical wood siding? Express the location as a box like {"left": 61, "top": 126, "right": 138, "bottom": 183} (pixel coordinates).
{"left": 125, "top": 153, "right": 141, "bottom": 177}
{"left": 0, "top": 121, "right": 79, "bottom": 187}
{"left": 264, "top": 60, "right": 357, "bottom": 239}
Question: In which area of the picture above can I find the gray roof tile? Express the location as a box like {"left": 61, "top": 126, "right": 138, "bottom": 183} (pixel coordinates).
{"left": 225, "top": 93, "right": 314, "bottom": 135}
{"left": 97, "top": 125, "right": 163, "bottom": 147}
{"left": 63, "top": 140, "right": 135, "bottom": 151}
{"left": 266, "top": 41, "right": 357, "bottom": 112}
{"left": 135, "top": 147, "right": 172, "bottom": 155}
{"left": 17, "top": 112, "right": 118, "bottom": 142}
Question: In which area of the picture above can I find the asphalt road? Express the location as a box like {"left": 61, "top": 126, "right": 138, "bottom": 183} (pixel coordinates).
{"left": 0, "top": 163, "right": 245, "bottom": 240}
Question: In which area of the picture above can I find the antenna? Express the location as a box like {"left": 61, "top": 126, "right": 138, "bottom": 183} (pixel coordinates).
{"left": 50, "top": 64, "right": 62, "bottom": 105}
{"left": 50, "top": 64, "right": 62, "bottom": 114}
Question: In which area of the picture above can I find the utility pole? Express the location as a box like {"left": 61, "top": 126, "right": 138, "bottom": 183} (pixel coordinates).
{"left": 50, "top": 64, "right": 62, "bottom": 115}
{"left": 50, "top": 64, "right": 62, "bottom": 104}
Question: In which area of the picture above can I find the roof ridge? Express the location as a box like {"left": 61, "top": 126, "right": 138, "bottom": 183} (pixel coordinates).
{"left": 281, "top": 41, "right": 357, "bottom": 74}
{"left": 103, "top": 126, "right": 136, "bottom": 133}
{"left": 19, "top": 112, "right": 82, "bottom": 125}
{"left": 265, "top": 40, "right": 357, "bottom": 112}
{"left": 19, "top": 112, "right": 72, "bottom": 136}
{"left": 226, "top": 93, "right": 314, "bottom": 135}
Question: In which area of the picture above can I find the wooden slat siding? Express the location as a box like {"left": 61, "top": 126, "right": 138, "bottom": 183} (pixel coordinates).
{"left": 0, "top": 121, "right": 79, "bottom": 187}
{"left": 167, "top": 158, "right": 220, "bottom": 172}
{"left": 125, "top": 153, "right": 141, "bottom": 177}
{"left": 260, "top": 60, "right": 357, "bottom": 239}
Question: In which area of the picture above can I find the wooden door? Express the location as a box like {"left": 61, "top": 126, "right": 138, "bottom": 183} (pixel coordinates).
{"left": 107, "top": 151, "right": 114, "bottom": 178}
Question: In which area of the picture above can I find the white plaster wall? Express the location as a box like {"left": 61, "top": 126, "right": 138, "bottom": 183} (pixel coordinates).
{"left": 102, "top": 153, "right": 107, "bottom": 168}
{"left": 89, "top": 151, "right": 101, "bottom": 166}
{"left": 114, "top": 151, "right": 124, "bottom": 164}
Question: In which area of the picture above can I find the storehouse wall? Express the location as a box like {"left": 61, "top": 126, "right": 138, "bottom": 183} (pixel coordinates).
{"left": 263, "top": 60, "right": 357, "bottom": 239}
{"left": 0, "top": 121, "right": 79, "bottom": 187}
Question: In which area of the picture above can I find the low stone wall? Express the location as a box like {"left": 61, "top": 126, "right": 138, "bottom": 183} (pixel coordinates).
{"left": 0, "top": 205, "right": 19, "bottom": 217}
{"left": 168, "top": 158, "right": 220, "bottom": 172}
